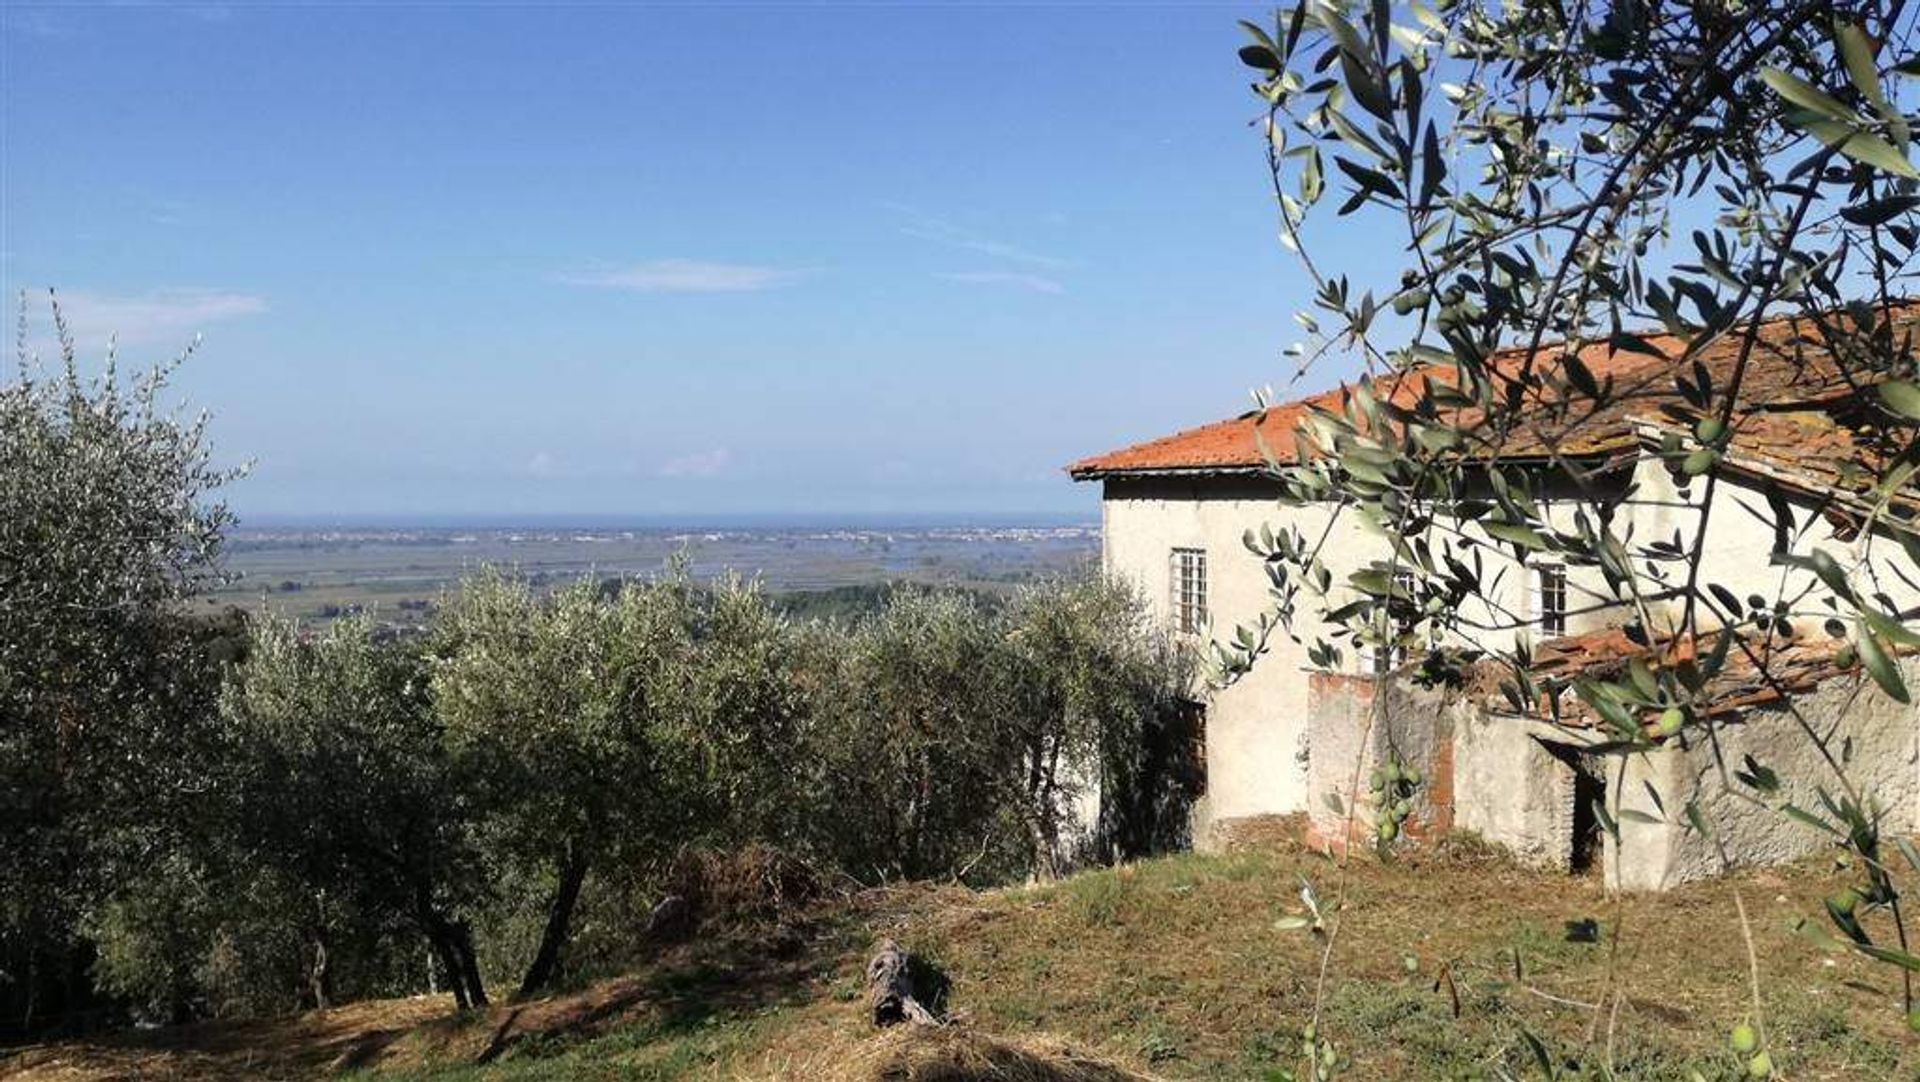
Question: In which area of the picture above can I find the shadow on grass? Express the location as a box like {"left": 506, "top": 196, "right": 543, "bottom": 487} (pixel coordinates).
{"left": 475, "top": 915, "right": 848, "bottom": 1066}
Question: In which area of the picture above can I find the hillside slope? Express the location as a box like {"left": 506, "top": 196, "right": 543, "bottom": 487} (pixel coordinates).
{"left": 7, "top": 822, "right": 1914, "bottom": 1081}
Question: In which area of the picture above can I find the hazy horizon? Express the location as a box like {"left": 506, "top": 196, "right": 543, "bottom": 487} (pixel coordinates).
{"left": 229, "top": 508, "right": 1101, "bottom": 531}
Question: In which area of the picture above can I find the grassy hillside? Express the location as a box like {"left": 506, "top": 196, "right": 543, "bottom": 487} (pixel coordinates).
{"left": 8, "top": 822, "right": 1914, "bottom": 1081}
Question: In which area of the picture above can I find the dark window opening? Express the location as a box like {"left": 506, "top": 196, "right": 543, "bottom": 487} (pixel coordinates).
{"left": 1570, "top": 761, "right": 1605, "bottom": 873}
{"left": 1544, "top": 742, "right": 1606, "bottom": 874}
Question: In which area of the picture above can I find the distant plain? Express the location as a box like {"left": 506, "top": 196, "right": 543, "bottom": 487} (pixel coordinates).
{"left": 201, "top": 522, "right": 1103, "bottom": 624}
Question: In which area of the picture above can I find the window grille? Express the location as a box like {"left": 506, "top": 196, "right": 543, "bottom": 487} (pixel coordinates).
{"left": 1170, "top": 547, "right": 1207, "bottom": 634}
{"left": 1533, "top": 563, "right": 1568, "bottom": 639}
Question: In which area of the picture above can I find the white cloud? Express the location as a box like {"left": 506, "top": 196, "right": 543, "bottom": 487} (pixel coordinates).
{"left": 523, "top": 452, "right": 558, "bottom": 478}
{"left": 561, "top": 260, "right": 803, "bottom": 294}
{"left": 889, "top": 205, "right": 1070, "bottom": 270}
{"left": 37, "top": 288, "right": 266, "bottom": 349}
{"left": 657, "top": 448, "right": 733, "bottom": 478}
{"left": 937, "top": 271, "right": 1065, "bottom": 295}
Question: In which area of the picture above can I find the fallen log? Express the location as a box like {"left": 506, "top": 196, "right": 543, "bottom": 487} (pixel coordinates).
{"left": 866, "top": 938, "right": 940, "bottom": 1027}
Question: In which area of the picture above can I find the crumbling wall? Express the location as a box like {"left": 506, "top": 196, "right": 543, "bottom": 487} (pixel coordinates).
{"left": 1452, "top": 714, "right": 1578, "bottom": 870}
{"left": 1303, "top": 671, "right": 1458, "bottom": 852}
{"left": 1608, "top": 657, "right": 1920, "bottom": 891}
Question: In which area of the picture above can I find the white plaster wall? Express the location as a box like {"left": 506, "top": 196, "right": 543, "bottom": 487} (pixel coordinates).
{"left": 1103, "top": 487, "right": 1323, "bottom": 836}
{"left": 1604, "top": 656, "right": 1920, "bottom": 891}
{"left": 1453, "top": 715, "right": 1578, "bottom": 869}
{"left": 1103, "top": 483, "right": 1443, "bottom": 835}
{"left": 1620, "top": 457, "right": 1920, "bottom": 629}
{"left": 1101, "top": 478, "right": 1598, "bottom": 839}
{"left": 1097, "top": 460, "right": 1920, "bottom": 857}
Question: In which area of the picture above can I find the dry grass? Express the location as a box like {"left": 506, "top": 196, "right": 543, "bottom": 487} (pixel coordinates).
{"left": 805, "top": 1028, "right": 1162, "bottom": 1082}
{"left": 0, "top": 996, "right": 450, "bottom": 1081}
{"left": 6, "top": 823, "right": 1915, "bottom": 1081}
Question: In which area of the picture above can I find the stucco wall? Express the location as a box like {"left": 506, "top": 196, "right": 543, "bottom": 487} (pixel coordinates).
{"left": 1099, "top": 474, "right": 1622, "bottom": 842}
{"left": 1453, "top": 714, "right": 1580, "bottom": 869}
{"left": 1623, "top": 456, "right": 1920, "bottom": 627}
{"left": 1096, "top": 459, "right": 1920, "bottom": 860}
{"left": 1604, "top": 656, "right": 1920, "bottom": 891}
{"left": 1304, "top": 671, "right": 1458, "bottom": 851}
{"left": 1101, "top": 479, "right": 1330, "bottom": 840}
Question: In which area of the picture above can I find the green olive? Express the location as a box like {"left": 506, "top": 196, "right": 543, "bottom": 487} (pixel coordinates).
{"left": 1655, "top": 707, "right": 1685, "bottom": 737}
{"left": 1729, "top": 1023, "right": 1758, "bottom": 1054}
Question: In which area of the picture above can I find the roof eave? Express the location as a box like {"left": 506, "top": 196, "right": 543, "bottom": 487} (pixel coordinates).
{"left": 1068, "top": 464, "right": 1273, "bottom": 482}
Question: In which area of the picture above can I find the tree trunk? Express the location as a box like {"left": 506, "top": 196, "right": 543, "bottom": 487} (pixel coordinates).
{"left": 421, "top": 907, "right": 487, "bottom": 1010}
{"left": 305, "top": 926, "right": 333, "bottom": 1010}
{"left": 514, "top": 844, "right": 590, "bottom": 1001}
{"left": 452, "top": 918, "right": 488, "bottom": 1009}
{"left": 1024, "top": 733, "right": 1062, "bottom": 882}
{"left": 865, "top": 938, "right": 939, "bottom": 1027}
{"left": 427, "top": 929, "right": 470, "bottom": 1010}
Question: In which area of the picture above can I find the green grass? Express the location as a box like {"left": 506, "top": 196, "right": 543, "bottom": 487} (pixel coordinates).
{"left": 19, "top": 833, "right": 1919, "bottom": 1081}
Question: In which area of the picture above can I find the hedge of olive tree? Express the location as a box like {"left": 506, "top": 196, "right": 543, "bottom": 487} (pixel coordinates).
{"left": 207, "top": 572, "right": 1196, "bottom": 1014}
{"left": 2, "top": 303, "right": 1198, "bottom": 1025}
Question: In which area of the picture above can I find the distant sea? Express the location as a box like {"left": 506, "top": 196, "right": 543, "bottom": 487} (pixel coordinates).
{"left": 235, "top": 510, "right": 1098, "bottom": 532}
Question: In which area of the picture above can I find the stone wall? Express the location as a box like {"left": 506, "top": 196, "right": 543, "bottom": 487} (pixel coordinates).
{"left": 1303, "top": 670, "right": 1458, "bottom": 853}
{"left": 1603, "top": 656, "right": 1920, "bottom": 891}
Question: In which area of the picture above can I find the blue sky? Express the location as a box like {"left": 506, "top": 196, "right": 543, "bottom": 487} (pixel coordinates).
{"left": 2, "top": 1, "right": 1350, "bottom": 522}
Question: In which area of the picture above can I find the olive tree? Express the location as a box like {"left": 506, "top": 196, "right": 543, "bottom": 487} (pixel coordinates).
{"left": 798, "top": 579, "right": 1196, "bottom": 884}
{"left": 1, "top": 296, "right": 239, "bottom": 1030}
{"left": 222, "top": 615, "right": 491, "bottom": 1010}
{"left": 1227, "top": 0, "right": 1920, "bottom": 1072}
{"left": 430, "top": 570, "right": 700, "bottom": 1000}
{"left": 677, "top": 574, "right": 814, "bottom": 849}
{"left": 802, "top": 589, "right": 1026, "bottom": 882}
{"left": 1002, "top": 577, "right": 1201, "bottom": 876}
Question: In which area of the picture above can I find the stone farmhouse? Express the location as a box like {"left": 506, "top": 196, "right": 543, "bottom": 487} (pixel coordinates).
{"left": 1069, "top": 306, "right": 1920, "bottom": 890}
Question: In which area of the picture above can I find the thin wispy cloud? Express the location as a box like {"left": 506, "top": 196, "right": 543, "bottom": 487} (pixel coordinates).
{"left": 889, "top": 205, "right": 1070, "bottom": 270}
{"left": 36, "top": 288, "right": 267, "bottom": 349}
{"left": 561, "top": 260, "right": 805, "bottom": 294}
{"left": 11, "top": 9, "right": 72, "bottom": 37}
{"left": 937, "top": 271, "right": 1065, "bottom": 296}
{"left": 657, "top": 448, "right": 733, "bottom": 478}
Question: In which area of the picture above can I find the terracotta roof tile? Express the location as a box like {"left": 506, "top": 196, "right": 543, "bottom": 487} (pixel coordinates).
{"left": 1473, "top": 624, "right": 1902, "bottom": 736}
{"left": 1068, "top": 302, "right": 1920, "bottom": 488}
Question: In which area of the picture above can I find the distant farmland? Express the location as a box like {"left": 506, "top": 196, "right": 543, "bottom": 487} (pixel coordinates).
{"left": 202, "top": 522, "right": 1102, "bottom": 624}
